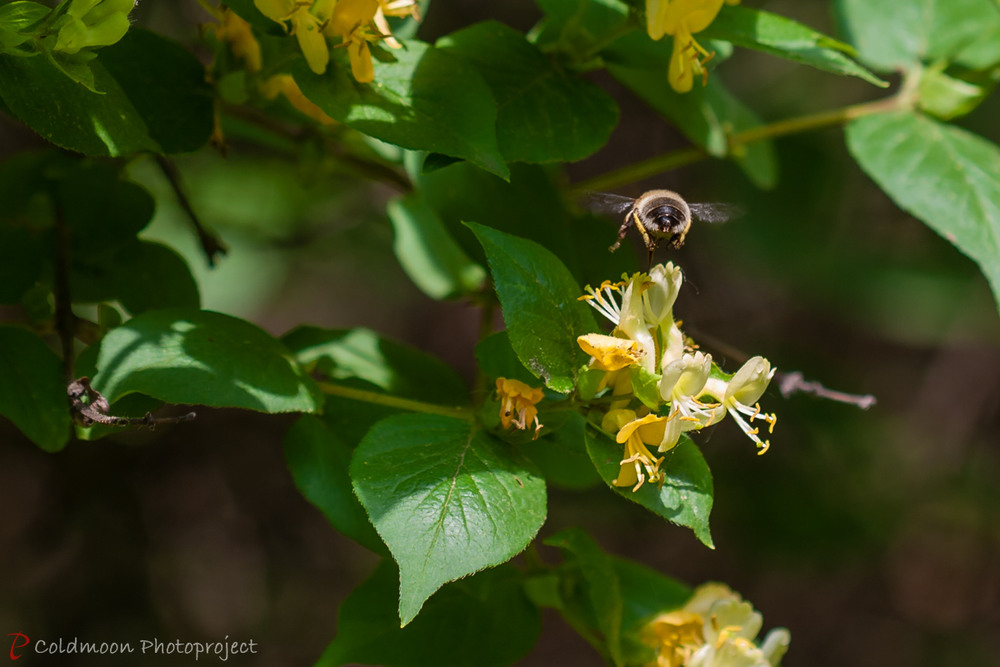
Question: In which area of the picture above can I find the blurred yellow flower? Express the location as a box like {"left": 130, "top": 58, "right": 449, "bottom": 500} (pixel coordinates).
{"left": 212, "top": 7, "right": 262, "bottom": 72}
{"left": 260, "top": 74, "right": 336, "bottom": 125}
{"left": 255, "top": 0, "right": 330, "bottom": 74}
{"left": 645, "top": 0, "right": 740, "bottom": 93}
{"left": 642, "top": 583, "right": 790, "bottom": 667}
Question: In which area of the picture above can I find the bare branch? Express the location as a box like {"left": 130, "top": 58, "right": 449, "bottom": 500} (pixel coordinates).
{"left": 68, "top": 377, "right": 197, "bottom": 428}
{"left": 775, "top": 371, "right": 877, "bottom": 410}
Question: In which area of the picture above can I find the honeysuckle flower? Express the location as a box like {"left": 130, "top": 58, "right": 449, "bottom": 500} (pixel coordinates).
{"left": 255, "top": 0, "right": 330, "bottom": 74}
{"left": 578, "top": 333, "right": 645, "bottom": 373}
{"left": 603, "top": 409, "right": 667, "bottom": 491}
{"left": 657, "top": 352, "right": 719, "bottom": 451}
{"left": 373, "top": 0, "right": 420, "bottom": 49}
{"left": 210, "top": 7, "right": 262, "bottom": 72}
{"left": 580, "top": 275, "right": 657, "bottom": 374}
{"left": 702, "top": 356, "right": 777, "bottom": 454}
{"left": 325, "top": 0, "right": 380, "bottom": 82}
{"left": 496, "top": 377, "right": 544, "bottom": 438}
{"left": 642, "top": 583, "right": 789, "bottom": 667}
{"left": 260, "top": 74, "right": 336, "bottom": 124}
{"left": 643, "top": 262, "right": 683, "bottom": 328}
{"left": 645, "top": 0, "right": 740, "bottom": 93}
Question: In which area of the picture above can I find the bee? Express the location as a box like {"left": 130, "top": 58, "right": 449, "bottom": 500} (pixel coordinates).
{"left": 584, "top": 190, "right": 742, "bottom": 256}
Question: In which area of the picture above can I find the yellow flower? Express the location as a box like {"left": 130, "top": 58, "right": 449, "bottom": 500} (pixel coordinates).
{"left": 645, "top": 0, "right": 740, "bottom": 93}
{"left": 325, "top": 0, "right": 379, "bottom": 82}
{"left": 701, "top": 356, "right": 777, "bottom": 454}
{"left": 496, "top": 378, "right": 545, "bottom": 438}
{"left": 603, "top": 409, "right": 667, "bottom": 492}
{"left": 255, "top": 0, "right": 330, "bottom": 74}
{"left": 260, "top": 74, "right": 336, "bottom": 124}
{"left": 577, "top": 333, "right": 644, "bottom": 373}
{"left": 642, "top": 583, "right": 790, "bottom": 667}
{"left": 212, "top": 7, "right": 262, "bottom": 72}
{"left": 657, "top": 351, "right": 719, "bottom": 451}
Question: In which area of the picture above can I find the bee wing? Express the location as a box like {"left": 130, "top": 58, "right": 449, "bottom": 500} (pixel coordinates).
{"left": 689, "top": 202, "right": 744, "bottom": 224}
{"left": 581, "top": 192, "right": 636, "bottom": 217}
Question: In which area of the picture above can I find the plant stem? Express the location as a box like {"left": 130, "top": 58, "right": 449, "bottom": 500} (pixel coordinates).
{"left": 317, "top": 382, "right": 474, "bottom": 421}
{"left": 53, "top": 205, "right": 74, "bottom": 384}
{"left": 154, "top": 156, "right": 228, "bottom": 267}
{"left": 570, "top": 93, "right": 910, "bottom": 194}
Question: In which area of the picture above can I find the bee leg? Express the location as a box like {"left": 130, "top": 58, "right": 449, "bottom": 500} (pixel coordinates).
{"left": 608, "top": 211, "right": 635, "bottom": 252}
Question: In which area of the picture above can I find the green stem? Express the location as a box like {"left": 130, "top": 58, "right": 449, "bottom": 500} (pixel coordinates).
{"left": 317, "top": 381, "right": 474, "bottom": 421}
{"left": 571, "top": 91, "right": 912, "bottom": 194}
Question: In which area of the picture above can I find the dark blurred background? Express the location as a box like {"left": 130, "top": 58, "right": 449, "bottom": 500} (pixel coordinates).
{"left": 2, "top": 1, "right": 1000, "bottom": 665}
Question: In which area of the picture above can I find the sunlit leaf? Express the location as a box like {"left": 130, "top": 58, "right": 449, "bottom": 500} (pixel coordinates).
{"left": 837, "top": 0, "right": 1000, "bottom": 71}
{"left": 351, "top": 414, "right": 546, "bottom": 625}
{"left": 846, "top": 110, "right": 1000, "bottom": 315}
{"left": 387, "top": 193, "right": 487, "bottom": 300}
{"left": 91, "top": 309, "right": 322, "bottom": 413}
{"left": 468, "top": 223, "right": 597, "bottom": 393}
{"left": 701, "top": 6, "right": 887, "bottom": 86}
{"left": 294, "top": 40, "right": 508, "bottom": 179}
{"left": 585, "top": 425, "right": 714, "bottom": 548}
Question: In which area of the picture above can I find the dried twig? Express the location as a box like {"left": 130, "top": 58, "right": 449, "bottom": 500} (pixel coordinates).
{"left": 775, "top": 371, "right": 877, "bottom": 410}
{"left": 68, "top": 377, "right": 196, "bottom": 428}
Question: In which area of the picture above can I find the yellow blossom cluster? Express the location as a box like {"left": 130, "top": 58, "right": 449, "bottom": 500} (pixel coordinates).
{"left": 577, "top": 263, "right": 776, "bottom": 492}
{"left": 642, "top": 583, "right": 789, "bottom": 667}
{"left": 254, "top": 0, "right": 420, "bottom": 82}
{"left": 645, "top": 0, "right": 740, "bottom": 93}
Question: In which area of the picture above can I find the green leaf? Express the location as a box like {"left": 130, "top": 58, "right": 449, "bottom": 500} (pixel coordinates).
{"left": 531, "top": 0, "right": 631, "bottom": 60}
{"left": 0, "top": 221, "right": 44, "bottom": 304}
{"left": 351, "top": 414, "right": 546, "bottom": 625}
{"left": 585, "top": 425, "right": 714, "bottom": 547}
{"left": 846, "top": 111, "right": 1000, "bottom": 315}
{"left": 604, "top": 38, "right": 777, "bottom": 188}
{"left": 468, "top": 223, "right": 596, "bottom": 393}
{"left": 59, "top": 160, "right": 155, "bottom": 259}
{"left": 436, "top": 21, "right": 618, "bottom": 163}
{"left": 613, "top": 556, "right": 691, "bottom": 665}
{"left": 0, "top": 1, "right": 49, "bottom": 53}
{"left": 0, "top": 326, "right": 71, "bottom": 452}
{"left": 837, "top": 0, "right": 1000, "bottom": 71}
{"left": 71, "top": 241, "right": 200, "bottom": 313}
{"left": 0, "top": 50, "right": 159, "bottom": 155}
{"left": 630, "top": 365, "right": 662, "bottom": 412}
{"left": 545, "top": 527, "right": 625, "bottom": 667}
{"left": 90, "top": 309, "right": 322, "bottom": 413}
{"left": 294, "top": 40, "right": 508, "bottom": 179}
{"left": 700, "top": 6, "right": 887, "bottom": 87}
{"left": 475, "top": 331, "right": 539, "bottom": 386}
{"left": 98, "top": 29, "right": 214, "bottom": 154}
{"left": 284, "top": 415, "right": 387, "bottom": 554}
{"left": 917, "top": 64, "right": 999, "bottom": 121}
{"left": 411, "top": 160, "right": 638, "bottom": 285}
{"left": 282, "top": 326, "right": 469, "bottom": 405}
{"left": 518, "top": 413, "right": 602, "bottom": 490}
{"left": 318, "top": 560, "right": 541, "bottom": 667}
{"left": 110, "top": 242, "right": 200, "bottom": 314}
{"left": 387, "top": 193, "right": 487, "bottom": 300}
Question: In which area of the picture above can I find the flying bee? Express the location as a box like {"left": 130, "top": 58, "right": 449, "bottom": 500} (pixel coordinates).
{"left": 584, "top": 190, "right": 743, "bottom": 258}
